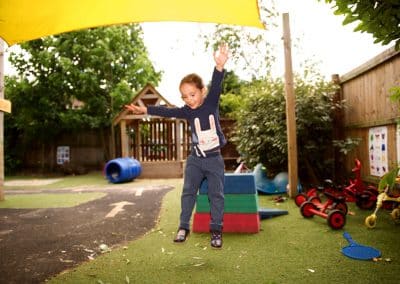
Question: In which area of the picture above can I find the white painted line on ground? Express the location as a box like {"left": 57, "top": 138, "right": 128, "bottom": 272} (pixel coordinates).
{"left": 105, "top": 201, "right": 134, "bottom": 218}
{"left": 135, "top": 187, "right": 144, "bottom": 196}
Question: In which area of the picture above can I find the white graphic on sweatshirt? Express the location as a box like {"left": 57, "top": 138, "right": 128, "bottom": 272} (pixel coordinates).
{"left": 194, "top": 115, "right": 220, "bottom": 157}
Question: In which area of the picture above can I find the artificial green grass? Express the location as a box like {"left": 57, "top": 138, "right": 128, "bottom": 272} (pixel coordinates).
{"left": 48, "top": 180, "right": 400, "bottom": 284}
{"left": 0, "top": 192, "right": 106, "bottom": 208}
{"left": 4, "top": 171, "right": 110, "bottom": 190}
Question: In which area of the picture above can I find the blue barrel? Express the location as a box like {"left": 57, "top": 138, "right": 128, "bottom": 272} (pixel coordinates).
{"left": 105, "top": 157, "right": 141, "bottom": 183}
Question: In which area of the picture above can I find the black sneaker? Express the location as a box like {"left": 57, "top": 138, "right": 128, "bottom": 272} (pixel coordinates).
{"left": 210, "top": 230, "right": 223, "bottom": 248}
{"left": 173, "top": 228, "right": 189, "bottom": 243}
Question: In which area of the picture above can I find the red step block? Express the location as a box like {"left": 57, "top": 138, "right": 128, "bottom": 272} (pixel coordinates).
{"left": 193, "top": 212, "right": 260, "bottom": 233}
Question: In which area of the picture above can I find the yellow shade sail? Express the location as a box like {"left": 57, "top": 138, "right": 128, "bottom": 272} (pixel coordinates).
{"left": 0, "top": 0, "right": 264, "bottom": 46}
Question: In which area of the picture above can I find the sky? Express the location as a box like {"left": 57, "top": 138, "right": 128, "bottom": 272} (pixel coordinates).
{"left": 140, "top": 0, "right": 393, "bottom": 106}
{"left": 4, "top": 0, "right": 393, "bottom": 106}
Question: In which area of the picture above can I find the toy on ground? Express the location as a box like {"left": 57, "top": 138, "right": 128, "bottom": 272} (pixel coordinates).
{"left": 193, "top": 172, "right": 289, "bottom": 233}
{"left": 341, "top": 159, "right": 378, "bottom": 209}
{"left": 253, "top": 163, "right": 301, "bottom": 194}
{"left": 104, "top": 157, "right": 141, "bottom": 183}
{"left": 295, "top": 182, "right": 324, "bottom": 207}
{"left": 193, "top": 172, "right": 261, "bottom": 233}
{"left": 364, "top": 190, "right": 400, "bottom": 228}
{"left": 259, "top": 208, "right": 288, "bottom": 220}
{"left": 364, "top": 174, "right": 400, "bottom": 228}
{"left": 341, "top": 232, "right": 381, "bottom": 260}
{"left": 295, "top": 159, "right": 378, "bottom": 210}
{"left": 299, "top": 190, "right": 347, "bottom": 229}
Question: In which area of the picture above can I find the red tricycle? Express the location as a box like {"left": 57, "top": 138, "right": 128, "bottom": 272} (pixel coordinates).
{"left": 300, "top": 190, "right": 347, "bottom": 229}
{"left": 295, "top": 159, "right": 378, "bottom": 210}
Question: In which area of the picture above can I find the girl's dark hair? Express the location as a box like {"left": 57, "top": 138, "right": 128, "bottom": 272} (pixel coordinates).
{"left": 179, "top": 73, "right": 204, "bottom": 90}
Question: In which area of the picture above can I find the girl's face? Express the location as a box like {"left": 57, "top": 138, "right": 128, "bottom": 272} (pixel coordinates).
{"left": 180, "top": 82, "right": 207, "bottom": 109}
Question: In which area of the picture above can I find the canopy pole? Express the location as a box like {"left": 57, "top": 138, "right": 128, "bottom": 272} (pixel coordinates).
{"left": 0, "top": 39, "right": 5, "bottom": 201}
{"left": 282, "top": 13, "right": 298, "bottom": 198}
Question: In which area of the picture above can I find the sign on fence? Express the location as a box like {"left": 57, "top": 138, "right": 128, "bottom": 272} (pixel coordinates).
{"left": 368, "top": 126, "right": 388, "bottom": 177}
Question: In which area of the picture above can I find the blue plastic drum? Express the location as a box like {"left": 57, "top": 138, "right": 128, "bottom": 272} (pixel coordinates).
{"left": 105, "top": 157, "right": 141, "bottom": 183}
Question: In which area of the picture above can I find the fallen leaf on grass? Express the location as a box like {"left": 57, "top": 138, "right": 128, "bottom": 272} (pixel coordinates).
{"left": 99, "top": 244, "right": 110, "bottom": 253}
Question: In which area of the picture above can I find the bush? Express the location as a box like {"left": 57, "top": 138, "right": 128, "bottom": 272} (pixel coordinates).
{"left": 232, "top": 75, "right": 341, "bottom": 183}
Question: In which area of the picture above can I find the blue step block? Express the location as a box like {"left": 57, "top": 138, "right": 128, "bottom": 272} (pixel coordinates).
{"left": 199, "top": 173, "right": 256, "bottom": 194}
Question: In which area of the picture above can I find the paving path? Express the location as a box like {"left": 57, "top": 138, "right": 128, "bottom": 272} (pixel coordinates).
{"left": 0, "top": 182, "right": 174, "bottom": 284}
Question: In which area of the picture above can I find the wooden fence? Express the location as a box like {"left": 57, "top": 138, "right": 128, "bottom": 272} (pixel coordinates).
{"left": 127, "top": 119, "right": 191, "bottom": 162}
{"left": 338, "top": 46, "right": 400, "bottom": 183}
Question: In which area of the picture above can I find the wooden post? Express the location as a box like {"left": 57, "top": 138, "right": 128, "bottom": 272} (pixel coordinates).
{"left": 120, "top": 120, "right": 128, "bottom": 157}
{"left": 282, "top": 13, "right": 298, "bottom": 198}
{"left": 175, "top": 120, "right": 182, "bottom": 161}
{"left": 0, "top": 39, "right": 5, "bottom": 201}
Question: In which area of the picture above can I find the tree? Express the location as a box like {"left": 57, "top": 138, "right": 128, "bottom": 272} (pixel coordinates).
{"left": 321, "top": 0, "right": 400, "bottom": 49}
{"left": 8, "top": 24, "right": 160, "bottom": 131}
{"left": 5, "top": 24, "right": 161, "bottom": 171}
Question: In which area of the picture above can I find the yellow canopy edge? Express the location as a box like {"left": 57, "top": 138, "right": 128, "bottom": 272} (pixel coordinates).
{"left": 0, "top": 0, "right": 265, "bottom": 46}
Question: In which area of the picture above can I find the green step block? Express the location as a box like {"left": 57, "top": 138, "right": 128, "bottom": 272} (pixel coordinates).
{"left": 196, "top": 194, "right": 259, "bottom": 213}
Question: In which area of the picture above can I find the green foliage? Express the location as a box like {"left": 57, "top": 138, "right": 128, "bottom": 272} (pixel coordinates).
{"left": 232, "top": 72, "right": 340, "bottom": 180}
{"left": 332, "top": 137, "right": 362, "bottom": 155}
{"left": 5, "top": 24, "right": 161, "bottom": 171}
{"left": 389, "top": 85, "right": 400, "bottom": 102}
{"left": 219, "top": 71, "right": 248, "bottom": 119}
{"left": 322, "top": 0, "right": 400, "bottom": 49}
{"left": 378, "top": 167, "right": 399, "bottom": 192}
{"left": 221, "top": 70, "right": 245, "bottom": 95}
{"left": 232, "top": 78, "right": 286, "bottom": 175}
{"left": 6, "top": 24, "right": 161, "bottom": 134}
{"left": 219, "top": 93, "right": 243, "bottom": 119}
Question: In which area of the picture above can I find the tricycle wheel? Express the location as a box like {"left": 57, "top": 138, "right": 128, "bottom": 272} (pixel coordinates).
{"left": 365, "top": 214, "right": 377, "bottom": 228}
{"left": 308, "top": 196, "right": 321, "bottom": 205}
{"left": 334, "top": 202, "right": 348, "bottom": 215}
{"left": 327, "top": 210, "right": 346, "bottom": 230}
{"left": 390, "top": 208, "right": 400, "bottom": 224}
{"left": 300, "top": 201, "right": 316, "bottom": 218}
{"left": 295, "top": 193, "right": 308, "bottom": 207}
{"left": 356, "top": 190, "right": 376, "bottom": 210}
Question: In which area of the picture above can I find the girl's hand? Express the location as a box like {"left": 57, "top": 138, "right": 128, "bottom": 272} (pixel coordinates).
{"left": 124, "top": 104, "right": 147, "bottom": 114}
{"left": 214, "top": 43, "right": 229, "bottom": 71}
